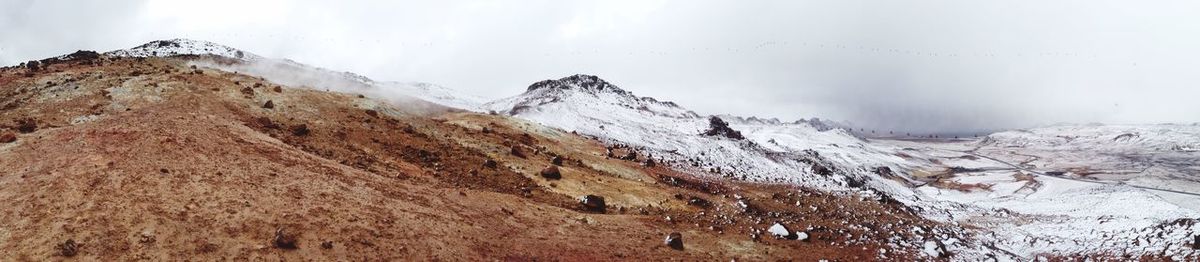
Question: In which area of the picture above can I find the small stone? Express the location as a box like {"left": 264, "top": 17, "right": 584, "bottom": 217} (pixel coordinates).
{"left": 643, "top": 158, "right": 656, "bottom": 167}
{"left": 291, "top": 124, "right": 310, "bottom": 136}
{"left": 0, "top": 133, "right": 15, "bottom": 143}
{"left": 15, "top": 118, "right": 36, "bottom": 133}
{"left": 687, "top": 196, "right": 711, "bottom": 208}
{"left": 539, "top": 166, "right": 561, "bottom": 180}
{"left": 580, "top": 195, "right": 606, "bottom": 212}
{"left": 262, "top": 100, "right": 274, "bottom": 109}
{"left": 551, "top": 156, "right": 564, "bottom": 166}
{"left": 273, "top": 228, "right": 298, "bottom": 249}
{"left": 482, "top": 159, "right": 498, "bottom": 169}
{"left": 272, "top": 86, "right": 282, "bottom": 92}
{"left": 58, "top": 239, "right": 78, "bottom": 257}
{"left": 664, "top": 232, "right": 684, "bottom": 250}
{"left": 320, "top": 241, "right": 333, "bottom": 249}
{"left": 510, "top": 146, "right": 526, "bottom": 158}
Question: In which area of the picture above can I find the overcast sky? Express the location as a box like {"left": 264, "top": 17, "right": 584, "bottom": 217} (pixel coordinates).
{"left": 2, "top": 0, "right": 1198, "bottom": 133}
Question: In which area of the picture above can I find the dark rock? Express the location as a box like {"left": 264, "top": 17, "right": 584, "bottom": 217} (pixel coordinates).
{"left": 701, "top": 116, "right": 744, "bottom": 140}
{"left": 364, "top": 109, "right": 378, "bottom": 117}
{"left": 62, "top": 50, "right": 101, "bottom": 61}
{"left": 262, "top": 100, "right": 275, "bottom": 109}
{"left": 687, "top": 196, "right": 710, "bottom": 208}
{"left": 291, "top": 124, "right": 310, "bottom": 136}
{"left": 664, "top": 232, "right": 684, "bottom": 250}
{"left": 580, "top": 195, "right": 606, "bottom": 212}
{"left": 273, "top": 228, "right": 299, "bottom": 249}
{"left": 510, "top": 146, "right": 526, "bottom": 158}
{"left": 0, "top": 132, "right": 15, "bottom": 143}
{"left": 482, "top": 159, "right": 498, "bottom": 169}
{"left": 272, "top": 86, "right": 283, "bottom": 92}
{"left": 256, "top": 117, "right": 279, "bottom": 129}
{"left": 620, "top": 151, "right": 637, "bottom": 161}
{"left": 539, "top": 166, "right": 561, "bottom": 180}
{"left": 1194, "top": 235, "right": 1199, "bottom": 249}
{"left": 643, "top": 158, "right": 656, "bottom": 167}
{"left": 551, "top": 155, "right": 564, "bottom": 166}
{"left": 321, "top": 241, "right": 334, "bottom": 249}
{"left": 58, "top": 239, "right": 77, "bottom": 257}
{"left": 25, "top": 60, "right": 40, "bottom": 72}
{"left": 873, "top": 166, "right": 894, "bottom": 176}
{"left": 241, "top": 86, "right": 254, "bottom": 96}
{"left": 15, "top": 118, "right": 36, "bottom": 133}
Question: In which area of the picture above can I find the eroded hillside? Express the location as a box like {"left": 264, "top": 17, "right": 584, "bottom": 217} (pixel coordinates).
{"left": 0, "top": 53, "right": 955, "bottom": 260}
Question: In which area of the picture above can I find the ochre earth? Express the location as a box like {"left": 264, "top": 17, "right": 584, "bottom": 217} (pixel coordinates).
{"left": 0, "top": 55, "right": 948, "bottom": 261}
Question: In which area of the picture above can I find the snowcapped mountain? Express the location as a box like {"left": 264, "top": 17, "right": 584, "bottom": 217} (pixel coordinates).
{"left": 103, "top": 39, "right": 486, "bottom": 111}
{"left": 486, "top": 75, "right": 927, "bottom": 194}
{"left": 486, "top": 74, "right": 1200, "bottom": 260}
{"left": 105, "top": 38, "right": 260, "bottom": 60}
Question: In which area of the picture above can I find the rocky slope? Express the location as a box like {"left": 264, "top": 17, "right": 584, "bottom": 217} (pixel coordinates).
{"left": 0, "top": 40, "right": 958, "bottom": 260}
{"left": 486, "top": 74, "right": 1200, "bottom": 260}
{"left": 1, "top": 39, "right": 1197, "bottom": 261}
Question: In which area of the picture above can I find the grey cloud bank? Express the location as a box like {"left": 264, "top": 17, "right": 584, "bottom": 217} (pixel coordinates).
{"left": 2, "top": 0, "right": 1197, "bottom": 134}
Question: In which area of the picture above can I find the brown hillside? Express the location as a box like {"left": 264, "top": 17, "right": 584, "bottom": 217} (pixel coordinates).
{"left": 0, "top": 55, "right": 949, "bottom": 261}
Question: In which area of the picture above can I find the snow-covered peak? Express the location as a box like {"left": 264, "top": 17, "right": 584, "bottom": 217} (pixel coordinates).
{"left": 527, "top": 74, "right": 626, "bottom": 94}
{"left": 105, "top": 38, "right": 260, "bottom": 60}
{"left": 489, "top": 74, "right": 698, "bottom": 118}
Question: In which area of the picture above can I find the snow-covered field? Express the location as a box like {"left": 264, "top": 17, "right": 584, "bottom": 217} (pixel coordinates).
{"left": 112, "top": 39, "right": 1200, "bottom": 260}
{"left": 483, "top": 75, "right": 1199, "bottom": 260}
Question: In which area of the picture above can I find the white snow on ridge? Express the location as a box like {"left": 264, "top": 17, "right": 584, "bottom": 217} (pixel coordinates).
{"left": 485, "top": 74, "right": 890, "bottom": 188}
{"left": 105, "top": 39, "right": 261, "bottom": 60}
{"left": 108, "top": 39, "right": 486, "bottom": 111}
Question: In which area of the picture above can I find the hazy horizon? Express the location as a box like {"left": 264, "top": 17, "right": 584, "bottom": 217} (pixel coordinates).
{"left": 4, "top": 0, "right": 1199, "bottom": 134}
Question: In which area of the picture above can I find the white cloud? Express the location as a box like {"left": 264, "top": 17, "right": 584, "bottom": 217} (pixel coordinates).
{"left": 2, "top": 0, "right": 1198, "bottom": 133}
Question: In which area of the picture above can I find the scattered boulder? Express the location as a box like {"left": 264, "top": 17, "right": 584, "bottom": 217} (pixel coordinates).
{"left": 643, "top": 158, "right": 656, "bottom": 167}
{"left": 550, "top": 155, "right": 564, "bottom": 166}
{"left": 664, "top": 232, "right": 684, "bottom": 250}
{"left": 482, "top": 159, "right": 498, "bottom": 169}
{"left": 0, "top": 132, "right": 15, "bottom": 143}
{"left": 364, "top": 109, "right": 378, "bottom": 117}
{"left": 701, "top": 116, "right": 744, "bottom": 140}
{"left": 273, "top": 228, "right": 299, "bottom": 249}
{"left": 686, "top": 196, "right": 710, "bottom": 208}
{"left": 321, "top": 241, "right": 334, "bottom": 249}
{"left": 25, "top": 60, "right": 40, "bottom": 72}
{"left": 62, "top": 50, "right": 101, "bottom": 61}
{"left": 539, "top": 166, "right": 561, "bottom": 180}
{"left": 15, "top": 118, "right": 36, "bottom": 133}
{"left": 262, "top": 100, "right": 275, "bottom": 109}
{"left": 510, "top": 146, "right": 526, "bottom": 158}
{"left": 291, "top": 124, "right": 310, "bottom": 136}
{"left": 58, "top": 239, "right": 78, "bottom": 257}
{"left": 620, "top": 151, "right": 637, "bottom": 161}
{"left": 580, "top": 195, "right": 606, "bottom": 212}
{"left": 256, "top": 117, "right": 279, "bottom": 129}
{"left": 241, "top": 86, "right": 255, "bottom": 96}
